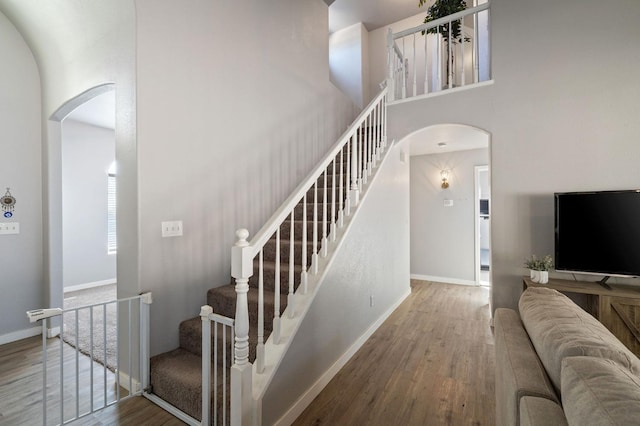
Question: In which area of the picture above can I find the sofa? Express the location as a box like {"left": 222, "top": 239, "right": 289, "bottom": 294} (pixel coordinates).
{"left": 494, "top": 286, "right": 640, "bottom": 426}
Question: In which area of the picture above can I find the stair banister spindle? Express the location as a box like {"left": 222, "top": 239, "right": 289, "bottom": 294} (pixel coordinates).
{"left": 311, "top": 182, "right": 319, "bottom": 274}
{"left": 338, "top": 146, "right": 344, "bottom": 227}
{"left": 424, "top": 28, "right": 429, "bottom": 95}
{"left": 387, "top": 28, "right": 395, "bottom": 101}
{"left": 413, "top": 33, "right": 417, "bottom": 97}
{"left": 351, "top": 132, "right": 360, "bottom": 206}
{"left": 345, "top": 136, "right": 352, "bottom": 215}
{"left": 321, "top": 169, "right": 328, "bottom": 257}
{"left": 257, "top": 249, "right": 265, "bottom": 373}
{"left": 402, "top": 37, "right": 407, "bottom": 99}
{"left": 373, "top": 105, "right": 379, "bottom": 166}
{"left": 274, "top": 228, "right": 281, "bottom": 343}
{"left": 448, "top": 20, "right": 453, "bottom": 89}
{"left": 301, "top": 193, "right": 308, "bottom": 294}
{"left": 460, "top": 17, "right": 465, "bottom": 87}
{"left": 363, "top": 117, "right": 369, "bottom": 183}
{"left": 330, "top": 157, "right": 336, "bottom": 242}
{"left": 357, "top": 124, "right": 362, "bottom": 192}
{"left": 288, "top": 211, "right": 295, "bottom": 318}
{"left": 230, "top": 228, "right": 253, "bottom": 426}
{"left": 200, "top": 305, "right": 213, "bottom": 425}
{"left": 473, "top": 9, "right": 480, "bottom": 83}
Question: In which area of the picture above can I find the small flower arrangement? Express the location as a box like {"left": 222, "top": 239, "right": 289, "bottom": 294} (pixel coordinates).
{"left": 524, "top": 255, "right": 553, "bottom": 284}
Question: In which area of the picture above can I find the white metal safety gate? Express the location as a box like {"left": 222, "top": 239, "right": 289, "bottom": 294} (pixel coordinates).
{"left": 26, "top": 292, "right": 152, "bottom": 426}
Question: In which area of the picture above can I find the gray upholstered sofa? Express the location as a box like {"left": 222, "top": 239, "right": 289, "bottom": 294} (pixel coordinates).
{"left": 494, "top": 286, "right": 640, "bottom": 426}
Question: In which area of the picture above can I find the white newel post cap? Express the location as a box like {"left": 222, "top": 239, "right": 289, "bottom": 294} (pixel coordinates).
{"left": 232, "top": 228, "right": 254, "bottom": 279}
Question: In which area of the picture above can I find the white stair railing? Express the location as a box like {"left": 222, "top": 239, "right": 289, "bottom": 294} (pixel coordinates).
{"left": 229, "top": 87, "right": 388, "bottom": 425}
{"left": 387, "top": 2, "right": 491, "bottom": 102}
{"left": 26, "top": 292, "right": 152, "bottom": 426}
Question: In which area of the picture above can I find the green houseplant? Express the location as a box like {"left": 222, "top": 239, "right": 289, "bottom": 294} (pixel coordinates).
{"left": 524, "top": 255, "right": 553, "bottom": 284}
{"left": 419, "top": 0, "right": 470, "bottom": 88}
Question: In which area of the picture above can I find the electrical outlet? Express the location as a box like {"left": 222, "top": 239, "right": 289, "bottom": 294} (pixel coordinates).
{"left": 370, "top": 295, "right": 374, "bottom": 307}
{"left": 161, "top": 221, "right": 183, "bottom": 237}
{"left": 0, "top": 222, "right": 19, "bottom": 235}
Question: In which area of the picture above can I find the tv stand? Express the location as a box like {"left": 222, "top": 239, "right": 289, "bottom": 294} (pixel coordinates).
{"left": 598, "top": 275, "right": 613, "bottom": 290}
{"left": 523, "top": 276, "right": 640, "bottom": 358}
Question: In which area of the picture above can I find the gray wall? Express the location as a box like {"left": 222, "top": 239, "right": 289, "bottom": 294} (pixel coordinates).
{"left": 62, "top": 119, "right": 116, "bottom": 289}
{"left": 0, "top": 10, "right": 42, "bottom": 342}
{"left": 410, "top": 148, "right": 489, "bottom": 283}
{"left": 389, "top": 0, "right": 640, "bottom": 313}
{"left": 263, "top": 143, "right": 411, "bottom": 425}
{"left": 135, "top": 0, "right": 357, "bottom": 355}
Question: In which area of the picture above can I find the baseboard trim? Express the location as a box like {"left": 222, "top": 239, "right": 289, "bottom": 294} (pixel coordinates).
{"left": 118, "top": 371, "right": 142, "bottom": 393}
{"left": 64, "top": 279, "right": 116, "bottom": 294}
{"left": 273, "top": 286, "right": 412, "bottom": 426}
{"left": 0, "top": 326, "right": 42, "bottom": 345}
{"left": 410, "top": 274, "right": 476, "bottom": 286}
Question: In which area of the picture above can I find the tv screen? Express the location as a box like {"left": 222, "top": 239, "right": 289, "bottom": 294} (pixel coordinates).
{"left": 554, "top": 190, "right": 640, "bottom": 278}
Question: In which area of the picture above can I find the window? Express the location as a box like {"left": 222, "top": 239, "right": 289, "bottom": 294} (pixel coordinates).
{"left": 107, "top": 162, "right": 117, "bottom": 254}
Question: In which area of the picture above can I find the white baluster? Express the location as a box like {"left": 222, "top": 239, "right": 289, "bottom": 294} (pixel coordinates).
{"left": 424, "top": 29, "right": 429, "bottom": 95}
{"left": 288, "top": 211, "right": 295, "bottom": 318}
{"left": 474, "top": 10, "right": 479, "bottom": 83}
{"left": 201, "top": 305, "right": 212, "bottom": 425}
{"left": 448, "top": 21, "right": 453, "bottom": 89}
{"left": 330, "top": 157, "right": 337, "bottom": 242}
{"left": 413, "top": 33, "right": 417, "bottom": 97}
{"left": 321, "top": 169, "right": 328, "bottom": 257}
{"left": 387, "top": 28, "right": 396, "bottom": 102}
{"left": 338, "top": 147, "right": 345, "bottom": 227}
{"left": 351, "top": 133, "right": 360, "bottom": 206}
{"left": 311, "top": 182, "right": 319, "bottom": 274}
{"left": 274, "top": 228, "right": 281, "bottom": 343}
{"left": 383, "top": 95, "right": 388, "bottom": 148}
{"left": 460, "top": 17, "right": 465, "bottom": 87}
{"left": 256, "top": 249, "right": 265, "bottom": 373}
{"left": 301, "top": 193, "right": 308, "bottom": 294}
{"left": 345, "top": 136, "right": 352, "bottom": 215}
{"left": 363, "top": 120, "right": 369, "bottom": 184}
{"left": 357, "top": 125, "right": 362, "bottom": 192}
{"left": 402, "top": 37, "right": 407, "bottom": 99}
{"left": 230, "top": 228, "right": 253, "bottom": 426}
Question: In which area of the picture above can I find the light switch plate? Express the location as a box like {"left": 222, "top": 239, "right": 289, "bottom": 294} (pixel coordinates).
{"left": 161, "top": 221, "right": 183, "bottom": 237}
{"left": 0, "top": 222, "right": 20, "bottom": 235}
{"left": 443, "top": 199, "right": 454, "bottom": 207}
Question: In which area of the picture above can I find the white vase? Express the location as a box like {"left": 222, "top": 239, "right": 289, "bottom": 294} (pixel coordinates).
{"left": 531, "top": 270, "right": 540, "bottom": 283}
{"left": 538, "top": 271, "right": 549, "bottom": 284}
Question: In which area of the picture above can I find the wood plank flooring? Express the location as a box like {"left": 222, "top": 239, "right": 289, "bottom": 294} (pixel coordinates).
{"left": 292, "top": 280, "right": 495, "bottom": 426}
{"left": 1, "top": 280, "right": 494, "bottom": 425}
{"left": 0, "top": 334, "right": 184, "bottom": 426}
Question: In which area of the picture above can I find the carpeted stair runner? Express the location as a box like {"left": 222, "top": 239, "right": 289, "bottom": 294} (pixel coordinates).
{"left": 149, "top": 137, "right": 376, "bottom": 422}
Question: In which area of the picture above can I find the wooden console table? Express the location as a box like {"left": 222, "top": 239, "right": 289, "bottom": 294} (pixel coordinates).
{"left": 523, "top": 277, "right": 640, "bottom": 359}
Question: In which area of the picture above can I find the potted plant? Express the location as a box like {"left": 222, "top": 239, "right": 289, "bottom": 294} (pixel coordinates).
{"left": 419, "top": 0, "right": 470, "bottom": 88}
{"left": 524, "top": 255, "right": 553, "bottom": 284}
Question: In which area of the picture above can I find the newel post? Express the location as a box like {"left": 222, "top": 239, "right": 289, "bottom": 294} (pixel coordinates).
{"left": 387, "top": 28, "right": 396, "bottom": 102}
{"left": 231, "top": 229, "right": 253, "bottom": 426}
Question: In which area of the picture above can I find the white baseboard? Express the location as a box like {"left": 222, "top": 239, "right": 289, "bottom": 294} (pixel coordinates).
{"left": 118, "top": 370, "right": 142, "bottom": 393}
{"left": 410, "top": 274, "right": 477, "bottom": 286}
{"left": 0, "top": 326, "right": 42, "bottom": 345}
{"left": 47, "top": 326, "right": 60, "bottom": 338}
{"left": 274, "top": 287, "right": 412, "bottom": 426}
{"left": 64, "top": 279, "right": 116, "bottom": 294}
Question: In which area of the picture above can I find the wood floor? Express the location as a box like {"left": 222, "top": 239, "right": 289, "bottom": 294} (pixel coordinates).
{"left": 293, "top": 280, "right": 496, "bottom": 426}
{"left": 1, "top": 280, "right": 494, "bottom": 425}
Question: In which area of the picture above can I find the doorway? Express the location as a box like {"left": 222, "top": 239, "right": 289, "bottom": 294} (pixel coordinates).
{"left": 475, "top": 165, "right": 490, "bottom": 286}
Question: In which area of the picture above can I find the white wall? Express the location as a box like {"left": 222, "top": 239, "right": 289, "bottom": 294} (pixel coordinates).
{"left": 0, "top": 10, "right": 42, "bottom": 342}
{"left": 389, "top": 0, "right": 640, "bottom": 313}
{"left": 136, "top": 0, "right": 357, "bottom": 355}
{"left": 410, "top": 148, "right": 488, "bottom": 284}
{"left": 62, "top": 119, "right": 116, "bottom": 289}
{"left": 263, "top": 143, "right": 411, "bottom": 425}
{"left": 329, "top": 23, "right": 370, "bottom": 108}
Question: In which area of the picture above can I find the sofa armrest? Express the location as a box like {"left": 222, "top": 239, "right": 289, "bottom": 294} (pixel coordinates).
{"left": 494, "top": 308, "right": 558, "bottom": 426}
{"left": 519, "top": 396, "right": 567, "bottom": 426}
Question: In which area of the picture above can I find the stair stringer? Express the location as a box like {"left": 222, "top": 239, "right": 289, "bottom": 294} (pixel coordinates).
{"left": 250, "top": 142, "right": 411, "bottom": 424}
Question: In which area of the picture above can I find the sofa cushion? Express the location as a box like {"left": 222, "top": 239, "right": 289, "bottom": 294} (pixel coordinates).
{"left": 519, "top": 396, "right": 567, "bottom": 426}
{"left": 494, "top": 308, "right": 558, "bottom": 426}
{"left": 562, "top": 356, "right": 640, "bottom": 426}
{"left": 519, "top": 287, "right": 640, "bottom": 392}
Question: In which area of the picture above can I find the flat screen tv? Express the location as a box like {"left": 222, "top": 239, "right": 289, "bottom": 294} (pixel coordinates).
{"left": 554, "top": 190, "right": 640, "bottom": 288}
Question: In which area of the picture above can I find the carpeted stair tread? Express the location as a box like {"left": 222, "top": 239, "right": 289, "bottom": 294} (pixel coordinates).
{"left": 150, "top": 348, "right": 229, "bottom": 422}
{"left": 248, "top": 260, "right": 304, "bottom": 292}
{"left": 207, "top": 284, "right": 289, "bottom": 327}
{"left": 263, "top": 237, "right": 314, "bottom": 265}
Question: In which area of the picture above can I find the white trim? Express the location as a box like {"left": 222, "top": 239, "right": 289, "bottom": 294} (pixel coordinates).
{"left": 143, "top": 393, "right": 200, "bottom": 426}
{"left": 388, "top": 80, "right": 494, "bottom": 106}
{"left": 0, "top": 326, "right": 41, "bottom": 345}
{"left": 64, "top": 279, "right": 116, "bottom": 294}
{"left": 273, "top": 287, "right": 412, "bottom": 426}
{"left": 47, "top": 326, "right": 61, "bottom": 338}
{"left": 410, "top": 274, "right": 477, "bottom": 286}
{"left": 118, "top": 371, "right": 142, "bottom": 393}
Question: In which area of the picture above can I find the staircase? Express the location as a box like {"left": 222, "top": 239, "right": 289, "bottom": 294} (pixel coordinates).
{"left": 148, "top": 89, "right": 388, "bottom": 425}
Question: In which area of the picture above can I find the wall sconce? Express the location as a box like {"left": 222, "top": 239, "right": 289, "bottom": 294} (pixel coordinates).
{"left": 440, "top": 170, "right": 450, "bottom": 189}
